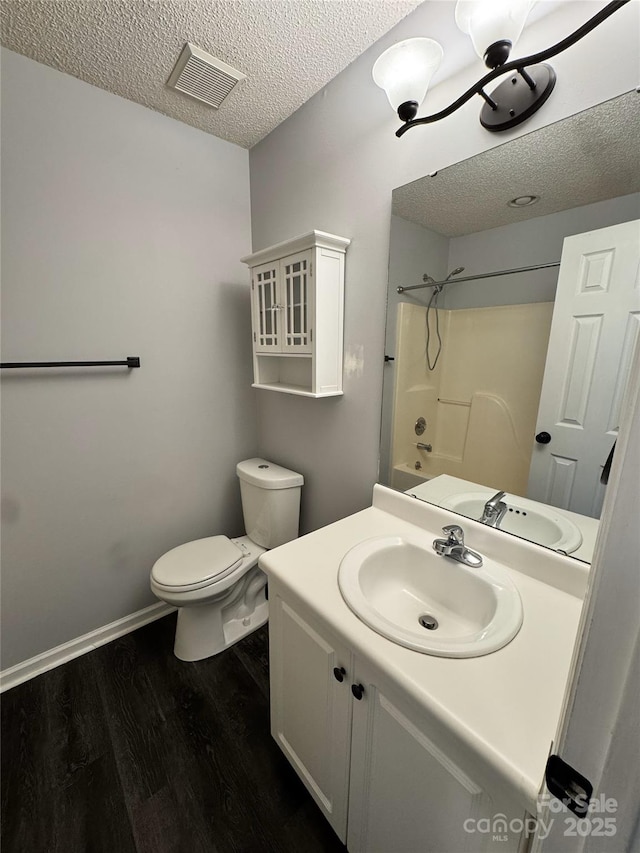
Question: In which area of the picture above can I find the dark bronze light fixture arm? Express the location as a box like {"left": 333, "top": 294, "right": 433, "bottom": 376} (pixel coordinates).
{"left": 396, "top": 0, "right": 630, "bottom": 137}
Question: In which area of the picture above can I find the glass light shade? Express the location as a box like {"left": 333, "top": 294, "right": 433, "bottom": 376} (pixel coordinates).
{"left": 455, "top": 0, "right": 536, "bottom": 60}
{"left": 372, "top": 38, "right": 444, "bottom": 112}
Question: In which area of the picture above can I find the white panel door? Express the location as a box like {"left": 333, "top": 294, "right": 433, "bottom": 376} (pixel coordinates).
{"left": 528, "top": 220, "right": 640, "bottom": 518}
{"left": 268, "top": 594, "right": 352, "bottom": 841}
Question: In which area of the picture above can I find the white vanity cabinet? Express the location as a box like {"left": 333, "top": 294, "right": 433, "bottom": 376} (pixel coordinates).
{"left": 269, "top": 593, "right": 353, "bottom": 839}
{"left": 269, "top": 589, "right": 528, "bottom": 853}
{"left": 346, "top": 658, "right": 527, "bottom": 853}
{"left": 241, "top": 230, "right": 349, "bottom": 397}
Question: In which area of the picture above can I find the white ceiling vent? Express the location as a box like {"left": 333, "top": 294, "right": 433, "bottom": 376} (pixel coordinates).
{"left": 167, "top": 43, "right": 246, "bottom": 109}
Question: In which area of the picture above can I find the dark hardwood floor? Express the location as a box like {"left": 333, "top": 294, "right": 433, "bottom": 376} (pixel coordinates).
{"left": 1, "top": 615, "right": 348, "bottom": 853}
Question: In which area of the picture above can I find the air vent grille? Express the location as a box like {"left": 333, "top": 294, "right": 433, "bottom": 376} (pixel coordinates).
{"left": 167, "top": 43, "right": 246, "bottom": 109}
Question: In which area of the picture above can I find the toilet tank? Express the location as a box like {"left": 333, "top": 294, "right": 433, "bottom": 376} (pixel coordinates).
{"left": 236, "top": 458, "right": 303, "bottom": 549}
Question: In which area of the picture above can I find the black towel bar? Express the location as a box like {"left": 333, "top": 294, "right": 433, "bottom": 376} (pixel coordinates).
{"left": 1, "top": 357, "right": 141, "bottom": 369}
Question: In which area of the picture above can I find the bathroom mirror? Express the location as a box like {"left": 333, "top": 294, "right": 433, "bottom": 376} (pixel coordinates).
{"left": 380, "top": 91, "right": 640, "bottom": 563}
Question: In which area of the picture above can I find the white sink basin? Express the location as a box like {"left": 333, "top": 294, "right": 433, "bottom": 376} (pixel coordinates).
{"left": 440, "top": 492, "right": 583, "bottom": 554}
{"left": 338, "top": 534, "right": 523, "bottom": 657}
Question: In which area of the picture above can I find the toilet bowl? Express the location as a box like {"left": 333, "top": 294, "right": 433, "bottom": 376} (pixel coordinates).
{"left": 150, "top": 458, "right": 303, "bottom": 661}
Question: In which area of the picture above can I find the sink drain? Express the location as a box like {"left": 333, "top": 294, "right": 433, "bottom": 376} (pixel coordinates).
{"left": 419, "top": 614, "right": 439, "bottom": 631}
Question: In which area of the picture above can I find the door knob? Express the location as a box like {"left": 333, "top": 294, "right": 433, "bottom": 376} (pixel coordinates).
{"left": 333, "top": 666, "right": 346, "bottom": 683}
{"left": 535, "top": 431, "right": 552, "bottom": 444}
{"left": 351, "top": 683, "right": 365, "bottom": 700}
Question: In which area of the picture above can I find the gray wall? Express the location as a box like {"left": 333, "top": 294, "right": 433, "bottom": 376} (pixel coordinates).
{"left": 387, "top": 194, "right": 640, "bottom": 318}
{"left": 249, "top": 1, "right": 639, "bottom": 533}
{"left": 445, "top": 194, "right": 640, "bottom": 309}
{"left": 1, "top": 50, "right": 256, "bottom": 669}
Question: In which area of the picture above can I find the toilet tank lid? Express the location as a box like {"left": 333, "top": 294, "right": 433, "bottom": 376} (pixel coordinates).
{"left": 237, "top": 458, "right": 304, "bottom": 489}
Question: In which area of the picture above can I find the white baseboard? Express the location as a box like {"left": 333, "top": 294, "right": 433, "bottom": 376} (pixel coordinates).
{"left": 0, "top": 601, "right": 176, "bottom": 693}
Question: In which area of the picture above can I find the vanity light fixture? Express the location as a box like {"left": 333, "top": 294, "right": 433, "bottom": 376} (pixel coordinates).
{"left": 373, "top": 0, "right": 630, "bottom": 135}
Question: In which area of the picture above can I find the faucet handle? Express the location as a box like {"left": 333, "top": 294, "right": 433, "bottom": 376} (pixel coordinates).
{"left": 442, "top": 524, "right": 464, "bottom": 545}
{"left": 487, "top": 491, "right": 506, "bottom": 506}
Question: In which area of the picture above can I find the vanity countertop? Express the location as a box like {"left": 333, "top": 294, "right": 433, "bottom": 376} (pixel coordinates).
{"left": 259, "top": 484, "right": 589, "bottom": 815}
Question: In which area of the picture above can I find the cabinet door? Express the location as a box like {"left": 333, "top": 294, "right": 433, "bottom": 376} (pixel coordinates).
{"left": 347, "top": 666, "right": 526, "bottom": 853}
{"left": 280, "top": 251, "right": 313, "bottom": 354}
{"left": 269, "top": 594, "right": 352, "bottom": 841}
{"left": 251, "top": 261, "right": 281, "bottom": 352}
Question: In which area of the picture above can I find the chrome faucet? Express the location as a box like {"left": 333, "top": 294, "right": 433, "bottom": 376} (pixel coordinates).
{"left": 432, "top": 524, "right": 483, "bottom": 568}
{"left": 479, "top": 491, "right": 508, "bottom": 528}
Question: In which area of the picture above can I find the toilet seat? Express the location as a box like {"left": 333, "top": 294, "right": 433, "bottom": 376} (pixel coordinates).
{"left": 151, "top": 535, "right": 245, "bottom": 593}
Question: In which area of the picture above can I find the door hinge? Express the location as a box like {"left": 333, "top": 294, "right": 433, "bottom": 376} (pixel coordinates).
{"left": 545, "top": 755, "right": 593, "bottom": 817}
{"left": 251, "top": 279, "right": 254, "bottom": 290}
{"left": 310, "top": 328, "right": 313, "bottom": 343}
{"left": 253, "top": 332, "right": 256, "bottom": 342}
{"left": 310, "top": 262, "right": 313, "bottom": 277}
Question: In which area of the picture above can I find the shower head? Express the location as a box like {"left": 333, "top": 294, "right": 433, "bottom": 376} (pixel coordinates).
{"left": 445, "top": 267, "right": 465, "bottom": 280}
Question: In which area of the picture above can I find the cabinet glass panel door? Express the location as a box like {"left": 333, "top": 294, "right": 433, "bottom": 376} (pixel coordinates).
{"left": 253, "top": 263, "right": 280, "bottom": 352}
{"left": 282, "top": 251, "right": 313, "bottom": 354}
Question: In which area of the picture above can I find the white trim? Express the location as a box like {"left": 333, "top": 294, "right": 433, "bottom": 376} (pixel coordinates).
{"left": 0, "top": 602, "right": 176, "bottom": 693}
{"left": 251, "top": 382, "right": 343, "bottom": 397}
{"left": 241, "top": 230, "right": 350, "bottom": 267}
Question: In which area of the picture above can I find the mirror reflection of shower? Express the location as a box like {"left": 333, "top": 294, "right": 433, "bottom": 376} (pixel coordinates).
{"left": 425, "top": 267, "right": 464, "bottom": 371}
{"left": 382, "top": 93, "right": 640, "bottom": 561}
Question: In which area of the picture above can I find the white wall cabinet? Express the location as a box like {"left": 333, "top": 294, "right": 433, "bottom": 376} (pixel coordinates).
{"left": 269, "top": 590, "right": 529, "bottom": 852}
{"left": 242, "top": 231, "right": 349, "bottom": 397}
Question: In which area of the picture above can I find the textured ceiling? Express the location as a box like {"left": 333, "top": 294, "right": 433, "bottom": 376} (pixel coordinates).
{"left": 0, "top": 0, "right": 423, "bottom": 148}
{"left": 393, "top": 91, "right": 640, "bottom": 237}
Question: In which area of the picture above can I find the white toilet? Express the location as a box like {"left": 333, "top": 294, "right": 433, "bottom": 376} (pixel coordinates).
{"left": 150, "top": 458, "right": 303, "bottom": 661}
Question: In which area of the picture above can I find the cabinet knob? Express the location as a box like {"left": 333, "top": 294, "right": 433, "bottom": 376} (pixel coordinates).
{"left": 535, "top": 431, "right": 552, "bottom": 444}
{"left": 351, "top": 683, "right": 365, "bottom": 700}
{"left": 333, "top": 666, "right": 346, "bottom": 683}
